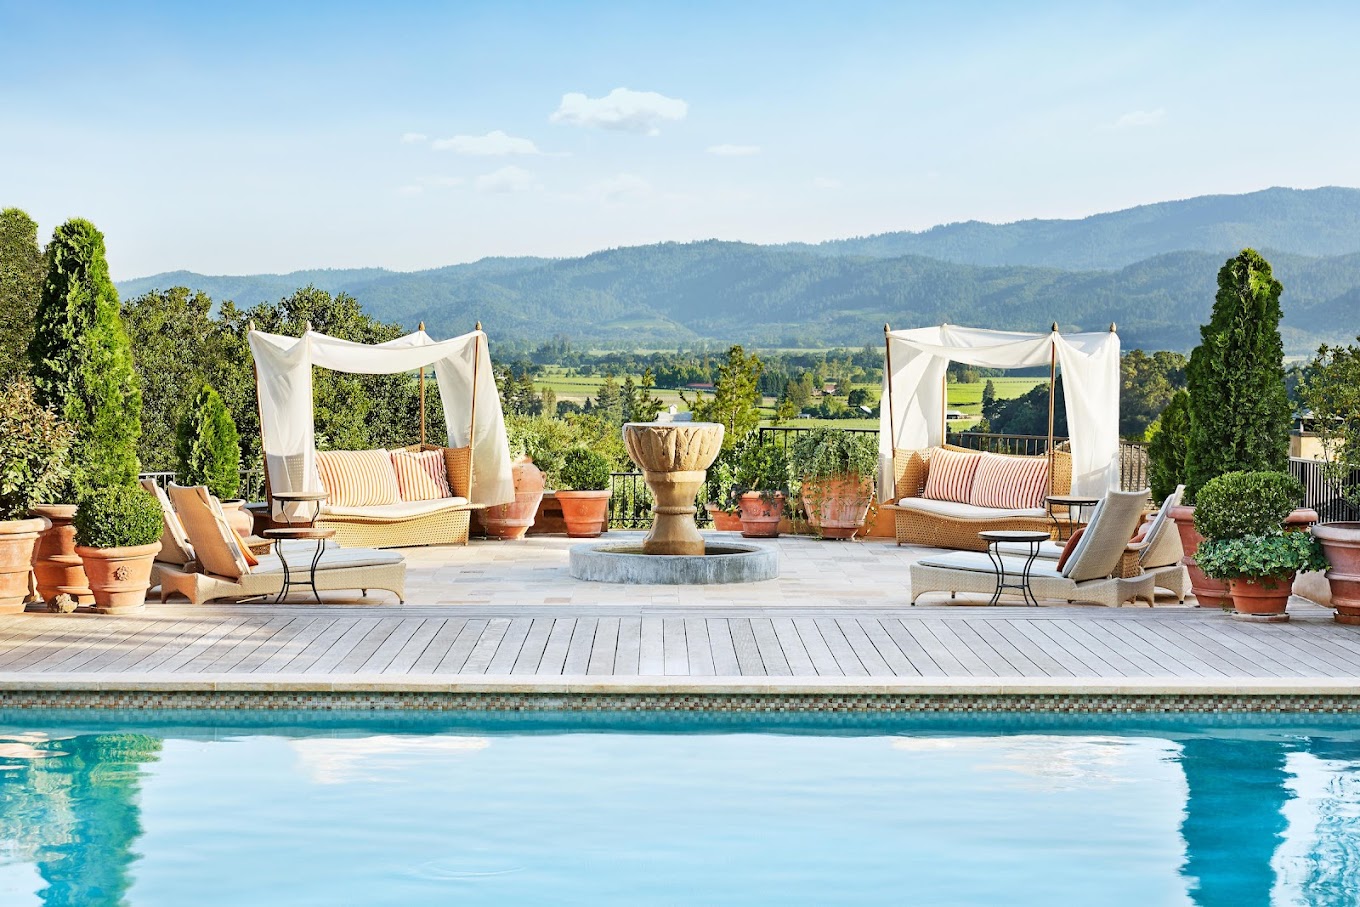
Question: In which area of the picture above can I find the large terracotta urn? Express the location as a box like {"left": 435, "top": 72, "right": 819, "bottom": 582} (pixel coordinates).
{"left": 802, "top": 475, "right": 874, "bottom": 540}
{"left": 1312, "top": 522, "right": 1360, "bottom": 624}
{"left": 556, "top": 490, "right": 612, "bottom": 538}
{"left": 74, "top": 542, "right": 161, "bottom": 615}
{"left": 482, "top": 457, "right": 547, "bottom": 540}
{"left": 30, "top": 503, "right": 93, "bottom": 606}
{"left": 622, "top": 421, "right": 725, "bottom": 555}
{"left": 1228, "top": 573, "right": 1295, "bottom": 622}
{"left": 707, "top": 506, "right": 743, "bottom": 532}
{"left": 1169, "top": 505, "right": 1230, "bottom": 608}
{"left": 220, "top": 499, "right": 254, "bottom": 539}
{"left": 738, "top": 492, "right": 784, "bottom": 538}
{"left": 0, "top": 517, "right": 50, "bottom": 614}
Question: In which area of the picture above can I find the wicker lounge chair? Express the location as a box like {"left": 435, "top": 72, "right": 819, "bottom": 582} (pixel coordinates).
{"left": 909, "top": 489, "right": 1154, "bottom": 607}
{"left": 883, "top": 444, "right": 1073, "bottom": 551}
{"left": 154, "top": 485, "right": 406, "bottom": 604}
{"left": 994, "top": 484, "right": 1191, "bottom": 602}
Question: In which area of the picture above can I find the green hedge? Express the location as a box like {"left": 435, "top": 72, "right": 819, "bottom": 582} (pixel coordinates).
{"left": 74, "top": 486, "right": 163, "bottom": 549}
{"left": 1193, "top": 471, "right": 1302, "bottom": 541}
{"left": 557, "top": 447, "right": 611, "bottom": 491}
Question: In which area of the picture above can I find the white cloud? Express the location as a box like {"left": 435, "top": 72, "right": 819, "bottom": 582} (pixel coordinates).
{"left": 550, "top": 87, "right": 688, "bottom": 136}
{"left": 1109, "top": 108, "right": 1165, "bottom": 130}
{"left": 400, "top": 132, "right": 428, "bottom": 144}
{"left": 432, "top": 130, "right": 542, "bottom": 156}
{"left": 707, "top": 144, "right": 761, "bottom": 156}
{"left": 429, "top": 176, "right": 464, "bottom": 189}
{"left": 476, "top": 165, "right": 536, "bottom": 193}
{"left": 586, "top": 173, "right": 653, "bottom": 203}
{"left": 812, "top": 177, "right": 843, "bottom": 190}
{"left": 396, "top": 184, "right": 424, "bottom": 196}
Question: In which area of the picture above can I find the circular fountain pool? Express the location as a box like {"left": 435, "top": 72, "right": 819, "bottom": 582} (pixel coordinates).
{"left": 568, "top": 542, "right": 779, "bottom": 584}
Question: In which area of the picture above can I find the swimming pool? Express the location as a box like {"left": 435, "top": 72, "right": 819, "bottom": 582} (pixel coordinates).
{"left": 1, "top": 710, "right": 1357, "bottom": 906}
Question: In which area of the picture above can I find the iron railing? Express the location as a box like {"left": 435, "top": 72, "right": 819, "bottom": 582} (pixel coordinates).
{"left": 607, "top": 471, "right": 713, "bottom": 529}
{"left": 138, "top": 469, "right": 266, "bottom": 501}
{"left": 1290, "top": 458, "right": 1360, "bottom": 524}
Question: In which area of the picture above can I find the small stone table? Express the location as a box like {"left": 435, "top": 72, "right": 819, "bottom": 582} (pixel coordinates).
{"left": 263, "top": 527, "right": 336, "bottom": 603}
{"left": 979, "top": 530, "right": 1051, "bottom": 607}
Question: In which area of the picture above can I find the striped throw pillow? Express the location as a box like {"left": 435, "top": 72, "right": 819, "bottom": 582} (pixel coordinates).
{"left": 921, "top": 448, "right": 982, "bottom": 503}
{"left": 391, "top": 449, "right": 454, "bottom": 502}
{"left": 968, "top": 453, "right": 1049, "bottom": 510}
{"left": 315, "top": 449, "right": 401, "bottom": 507}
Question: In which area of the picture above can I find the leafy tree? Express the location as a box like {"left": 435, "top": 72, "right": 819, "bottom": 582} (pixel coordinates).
{"left": 1146, "top": 389, "right": 1191, "bottom": 502}
{"left": 981, "top": 379, "right": 996, "bottom": 412}
{"left": 846, "top": 388, "right": 872, "bottom": 409}
{"left": 176, "top": 384, "right": 242, "bottom": 500}
{"left": 1120, "top": 349, "right": 1187, "bottom": 439}
{"left": 592, "top": 373, "right": 624, "bottom": 424}
{"left": 983, "top": 378, "right": 1066, "bottom": 437}
{"left": 28, "top": 219, "right": 142, "bottom": 495}
{"left": 0, "top": 208, "right": 44, "bottom": 383}
{"left": 684, "top": 345, "right": 764, "bottom": 449}
{"left": 1184, "top": 250, "right": 1291, "bottom": 501}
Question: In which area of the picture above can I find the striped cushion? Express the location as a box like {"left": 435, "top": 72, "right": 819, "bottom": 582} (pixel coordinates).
{"left": 391, "top": 449, "right": 453, "bottom": 502}
{"left": 922, "top": 448, "right": 982, "bottom": 503}
{"left": 968, "top": 453, "right": 1050, "bottom": 510}
{"left": 315, "top": 449, "right": 401, "bottom": 507}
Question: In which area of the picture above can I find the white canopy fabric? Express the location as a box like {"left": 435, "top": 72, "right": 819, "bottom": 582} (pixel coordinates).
{"left": 248, "top": 328, "right": 515, "bottom": 509}
{"left": 878, "top": 325, "right": 1121, "bottom": 500}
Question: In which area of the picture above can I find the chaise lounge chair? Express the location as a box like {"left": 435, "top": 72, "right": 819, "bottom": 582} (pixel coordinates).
{"left": 155, "top": 485, "right": 407, "bottom": 604}
{"left": 909, "top": 489, "right": 1155, "bottom": 607}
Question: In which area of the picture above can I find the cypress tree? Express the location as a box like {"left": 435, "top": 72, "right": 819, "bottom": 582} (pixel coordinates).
{"left": 1147, "top": 389, "right": 1191, "bottom": 503}
{"left": 176, "top": 384, "right": 241, "bottom": 500}
{"left": 0, "top": 208, "right": 45, "bottom": 383}
{"left": 1183, "top": 249, "right": 1291, "bottom": 501}
{"left": 28, "top": 219, "right": 142, "bottom": 496}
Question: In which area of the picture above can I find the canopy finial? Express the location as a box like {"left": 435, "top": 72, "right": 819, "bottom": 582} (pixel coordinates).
{"left": 418, "top": 321, "right": 425, "bottom": 331}
{"left": 248, "top": 319, "right": 256, "bottom": 332}
{"left": 305, "top": 321, "right": 313, "bottom": 333}
{"left": 1109, "top": 322, "right": 1117, "bottom": 333}
{"left": 475, "top": 321, "right": 482, "bottom": 332}
{"left": 1051, "top": 321, "right": 1059, "bottom": 332}
{"left": 883, "top": 322, "right": 891, "bottom": 333}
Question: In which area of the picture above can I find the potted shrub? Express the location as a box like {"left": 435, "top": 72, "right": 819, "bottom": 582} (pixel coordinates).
{"left": 704, "top": 447, "right": 743, "bottom": 532}
{"left": 482, "top": 417, "right": 560, "bottom": 540}
{"left": 1193, "top": 471, "right": 1323, "bottom": 620}
{"left": 72, "top": 486, "right": 163, "bottom": 615}
{"left": 175, "top": 383, "right": 249, "bottom": 536}
{"left": 731, "top": 435, "right": 789, "bottom": 538}
{"left": 0, "top": 379, "right": 75, "bottom": 614}
{"left": 554, "top": 447, "right": 612, "bottom": 538}
{"left": 1299, "top": 341, "right": 1360, "bottom": 622}
{"left": 788, "top": 427, "right": 877, "bottom": 539}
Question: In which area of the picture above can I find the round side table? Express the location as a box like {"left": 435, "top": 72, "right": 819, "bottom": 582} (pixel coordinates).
{"left": 271, "top": 491, "right": 329, "bottom": 528}
{"left": 978, "top": 530, "right": 1051, "bottom": 607}
{"left": 263, "top": 527, "right": 336, "bottom": 603}
{"left": 1046, "top": 494, "right": 1099, "bottom": 541}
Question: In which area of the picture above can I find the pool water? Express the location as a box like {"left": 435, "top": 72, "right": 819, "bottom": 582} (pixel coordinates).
{"left": 2, "top": 710, "right": 1359, "bottom": 906}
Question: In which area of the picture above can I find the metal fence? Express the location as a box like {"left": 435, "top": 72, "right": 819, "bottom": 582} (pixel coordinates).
{"left": 607, "top": 471, "right": 713, "bottom": 529}
{"left": 1290, "top": 457, "right": 1360, "bottom": 524}
{"left": 138, "top": 469, "right": 266, "bottom": 501}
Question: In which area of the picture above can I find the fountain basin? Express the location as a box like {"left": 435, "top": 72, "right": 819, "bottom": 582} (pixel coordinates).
{"left": 569, "top": 542, "right": 778, "bottom": 584}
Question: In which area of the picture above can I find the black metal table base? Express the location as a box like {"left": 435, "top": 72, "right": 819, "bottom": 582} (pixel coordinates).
{"left": 275, "top": 539, "right": 327, "bottom": 604}
{"left": 985, "top": 543, "right": 1043, "bottom": 607}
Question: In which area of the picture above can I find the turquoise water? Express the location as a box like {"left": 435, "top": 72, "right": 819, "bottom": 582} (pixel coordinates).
{"left": 1, "top": 711, "right": 1359, "bottom": 906}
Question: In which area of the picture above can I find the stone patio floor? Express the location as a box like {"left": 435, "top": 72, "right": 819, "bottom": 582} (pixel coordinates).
{"left": 1, "top": 534, "right": 1357, "bottom": 692}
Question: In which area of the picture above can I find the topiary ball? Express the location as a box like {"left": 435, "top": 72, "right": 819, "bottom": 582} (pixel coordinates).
{"left": 1193, "top": 470, "right": 1303, "bottom": 541}
{"left": 74, "top": 485, "right": 164, "bottom": 549}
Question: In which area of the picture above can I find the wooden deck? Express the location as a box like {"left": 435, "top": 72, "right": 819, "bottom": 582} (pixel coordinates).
{"left": 3, "top": 602, "right": 1359, "bottom": 680}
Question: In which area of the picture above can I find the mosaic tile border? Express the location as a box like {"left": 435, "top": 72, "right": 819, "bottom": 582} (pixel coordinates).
{"left": 3, "top": 689, "right": 1360, "bottom": 713}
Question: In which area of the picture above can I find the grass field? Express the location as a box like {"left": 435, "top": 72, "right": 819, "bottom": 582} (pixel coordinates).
{"left": 532, "top": 367, "right": 1046, "bottom": 428}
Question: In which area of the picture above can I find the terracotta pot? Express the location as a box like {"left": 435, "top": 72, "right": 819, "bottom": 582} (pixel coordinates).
{"left": 220, "top": 499, "right": 254, "bottom": 539}
{"left": 0, "top": 517, "right": 50, "bottom": 614}
{"left": 482, "top": 458, "right": 547, "bottom": 540}
{"left": 74, "top": 542, "right": 161, "bottom": 615}
{"left": 1169, "top": 505, "right": 1231, "bottom": 608}
{"left": 707, "top": 505, "right": 743, "bottom": 532}
{"left": 738, "top": 491, "right": 785, "bottom": 538}
{"left": 555, "top": 490, "right": 611, "bottom": 538}
{"left": 30, "top": 503, "right": 93, "bottom": 606}
{"left": 1229, "top": 573, "right": 1296, "bottom": 621}
{"left": 1312, "top": 522, "right": 1360, "bottom": 624}
{"left": 801, "top": 475, "right": 874, "bottom": 540}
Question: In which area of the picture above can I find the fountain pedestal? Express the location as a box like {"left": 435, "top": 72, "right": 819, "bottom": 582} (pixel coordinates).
{"left": 623, "top": 421, "right": 724, "bottom": 556}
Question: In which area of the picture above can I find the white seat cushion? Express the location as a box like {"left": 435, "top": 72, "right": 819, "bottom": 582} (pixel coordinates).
{"left": 321, "top": 497, "right": 469, "bottom": 520}
{"left": 994, "top": 540, "right": 1065, "bottom": 559}
{"left": 894, "top": 497, "right": 1046, "bottom": 520}
{"left": 915, "top": 550, "right": 1068, "bottom": 580}
{"left": 252, "top": 546, "right": 404, "bottom": 576}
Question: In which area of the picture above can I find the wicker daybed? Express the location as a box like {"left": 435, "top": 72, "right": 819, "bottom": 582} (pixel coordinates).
{"left": 315, "top": 445, "right": 474, "bottom": 549}
{"left": 881, "top": 444, "right": 1072, "bottom": 551}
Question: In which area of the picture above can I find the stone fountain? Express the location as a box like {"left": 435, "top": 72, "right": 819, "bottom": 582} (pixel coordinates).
{"left": 567, "top": 414, "right": 779, "bottom": 584}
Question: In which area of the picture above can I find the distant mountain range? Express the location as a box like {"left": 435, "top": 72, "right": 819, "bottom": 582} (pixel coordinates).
{"left": 116, "top": 186, "right": 1360, "bottom": 352}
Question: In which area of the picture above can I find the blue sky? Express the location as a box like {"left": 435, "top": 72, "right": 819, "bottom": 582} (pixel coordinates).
{"left": 2, "top": 0, "right": 1358, "bottom": 279}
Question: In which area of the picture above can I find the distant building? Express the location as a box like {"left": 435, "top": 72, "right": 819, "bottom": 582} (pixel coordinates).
{"left": 945, "top": 409, "right": 969, "bottom": 421}
{"left": 684, "top": 382, "right": 715, "bottom": 392}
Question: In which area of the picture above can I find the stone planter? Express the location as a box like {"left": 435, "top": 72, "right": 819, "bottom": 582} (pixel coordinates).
{"left": 482, "top": 457, "right": 546, "bottom": 541}
{"left": 220, "top": 499, "right": 254, "bottom": 539}
{"left": 707, "top": 505, "right": 742, "bottom": 532}
{"left": 30, "top": 503, "right": 93, "bottom": 606}
{"left": 0, "top": 517, "right": 50, "bottom": 614}
{"left": 738, "top": 491, "right": 785, "bottom": 538}
{"left": 1312, "top": 522, "right": 1360, "bottom": 624}
{"left": 74, "top": 542, "right": 162, "bottom": 615}
{"left": 1169, "top": 505, "right": 1231, "bottom": 608}
{"left": 1228, "top": 573, "right": 1296, "bottom": 622}
{"left": 556, "top": 490, "right": 612, "bottom": 539}
{"left": 801, "top": 475, "right": 874, "bottom": 540}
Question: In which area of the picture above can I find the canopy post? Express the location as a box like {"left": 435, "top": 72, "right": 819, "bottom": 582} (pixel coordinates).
{"left": 469, "top": 322, "right": 482, "bottom": 492}
{"left": 246, "top": 320, "right": 273, "bottom": 507}
{"left": 418, "top": 321, "right": 427, "bottom": 447}
{"left": 883, "top": 323, "right": 896, "bottom": 497}
{"left": 1047, "top": 322, "right": 1058, "bottom": 495}
{"left": 939, "top": 323, "right": 949, "bottom": 444}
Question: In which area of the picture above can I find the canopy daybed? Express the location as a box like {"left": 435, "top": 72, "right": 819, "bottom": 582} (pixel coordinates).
{"left": 248, "top": 324, "right": 514, "bottom": 548}
{"left": 878, "top": 324, "right": 1122, "bottom": 550}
